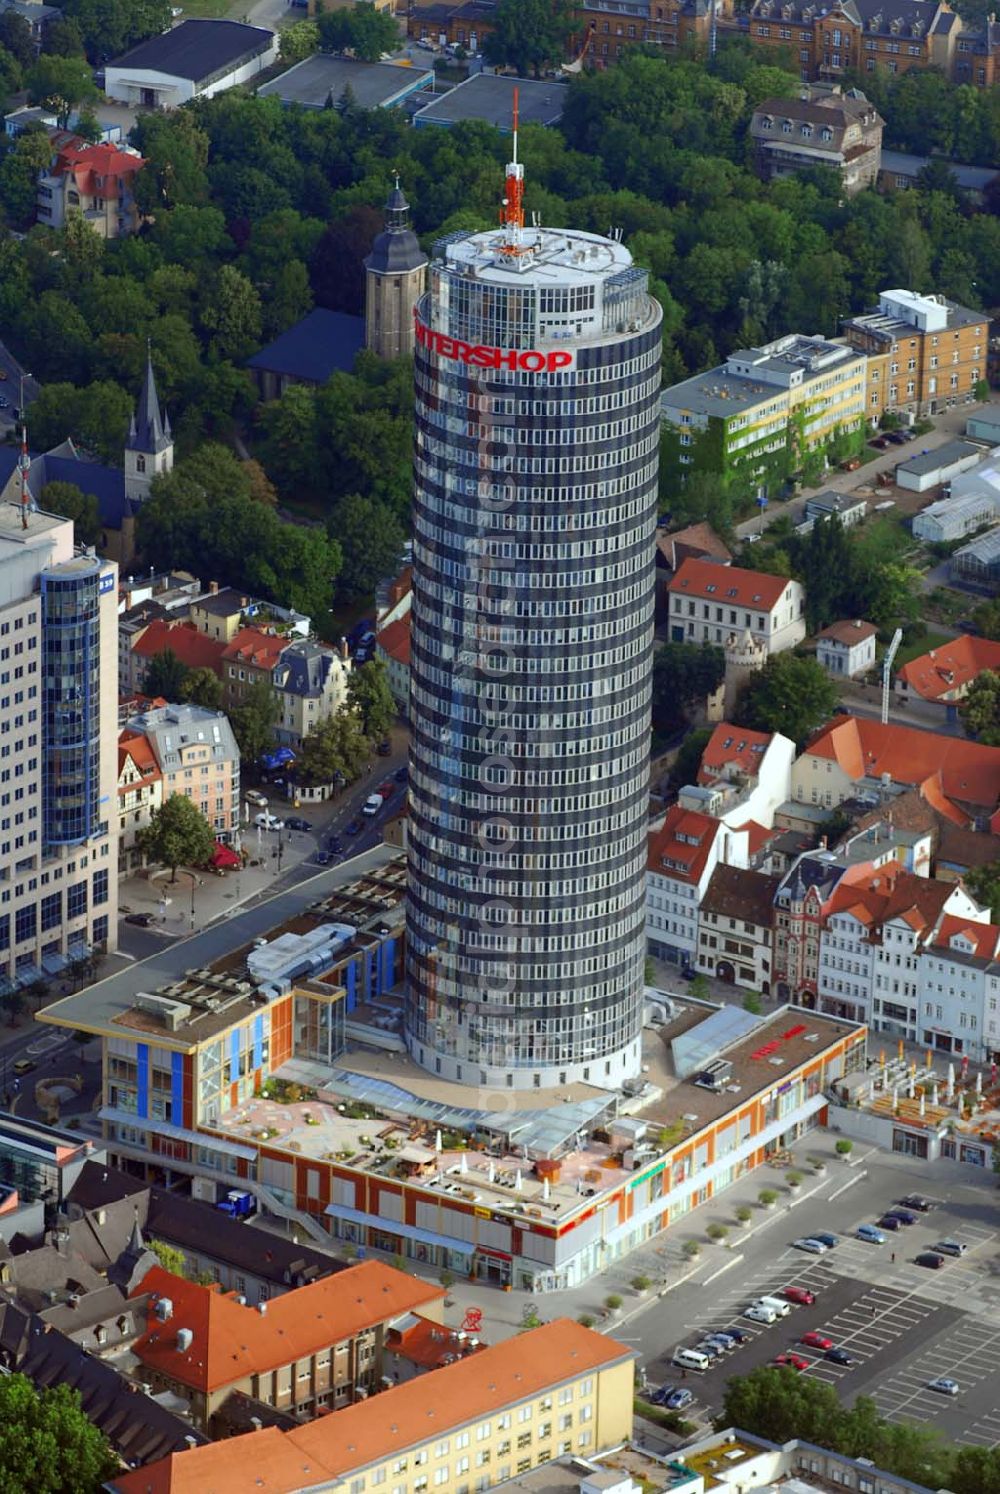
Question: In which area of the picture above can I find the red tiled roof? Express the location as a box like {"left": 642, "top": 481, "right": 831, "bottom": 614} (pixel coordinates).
{"left": 131, "top": 1262, "right": 444, "bottom": 1395}
{"left": 698, "top": 723, "right": 773, "bottom": 784}
{"left": 110, "top": 1319, "right": 631, "bottom": 1494}
{"left": 657, "top": 522, "right": 732, "bottom": 570}
{"left": 897, "top": 637, "right": 1000, "bottom": 703}
{"left": 377, "top": 615, "right": 411, "bottom": 666}
{"left": 668, "top": 557, "right": 792, "bottom": 611}
{"left": 131, "top": 620, "right": 227, "bottom": 675}
{"left": 880, "top": 870, "right": 956, "bottom": 935}
{"left": 816, "top": 618, "right": 878, "bottom": 646}
{"left": 221, "top": 628, "right": 287, "bottom": 672}
{"left": 648, "top": 805, "right": 721, "bottom": 884}
{"left": 735, "top": 819, "right": 777, "bottom": 857}
{"left": 118, "top": 732, "right": 161, "bottom": 790}
{"left": 387, "top": 1313, "right": 489, "bottom": 1372}
{"left": 51, "top": 140, "right": 145, "bottom": 197}
{"left": 932, "top": 913, "right": 1000, "bottom": 963}
{"left": 803, "top": 716, "right": 1000, "bottom": 821}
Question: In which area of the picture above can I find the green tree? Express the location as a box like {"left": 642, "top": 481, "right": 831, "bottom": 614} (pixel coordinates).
{"left": 25, "top": 54, "right": 98, "bottom": 125}
{"left": 64, "top": 0, "right": 171, "bottom": 62}
{"left": 330, "top": 493, "right": 405, "bottom": 604}
{"left": 147, "top": 1237, "right": 189, "bottom": 1277}
{"left": 742, "top": 991, "right": 764, "bottom": 1014}
{"left": 200, "top": 264, "right": 262, "bottom": 361}
{"left": 230, "top": 680, "right": 280, "bottom": 765}
{"left": 138, "top": 793, "right": 216, "bottom": 881}
{"left": 964, "top": 860, "right": 1000, "bottom": 923}
{"left": 720, "top": 1364, "right": 846, "bottom": 1448}
{"left": 960, "top": 669, "right": 1000, "bottom": 745}
{"left": 651, "top": 642, "right": 725, "bottom": 734}
{"left": 347, "top": 658, "right": 397, "bottom": 742}
{"left": 38, "top": 481, "right": 100, "bottom": 545}
{"left": 132, "top": 110, "right": 211, "bottom": 211}
{"left": 317, "top": 3, "right": 400, "bottom": 61}
{"left": 735, "top": 652, "right": 837, "bottom": 748}
{"left": 280, "top": 17, "right": 320, "bottom": 60}
{"left": 973, "top": 599, "right": 1000, "bottom": 641}
{"left": 671, "top": 725, "right": 713, "bottom": 787}
{"left": 483, "top": 0, "right": 574, "bottom": 74}
{"left": 142, "top": 648, "right": 190, "bottom": 702}
{"left": 25, "top": 382, "right": 133, "bottom": 467}
{"left": 0, "top": 125, "right": 54, "bottom": 227}
{"left": 0, "top": 13, "right": 33, "bottom": 67}
{"left": 181, "top": 666, "right": 224, "bottom": 711}
{"left": 41, "top": 14, "right": 85, "bottom": 57}
{"left": 296, "top": 706, "right": 371, "bottom": 787}
{"left": 0, "top": 1373, "right": 116, "bottom": 1493}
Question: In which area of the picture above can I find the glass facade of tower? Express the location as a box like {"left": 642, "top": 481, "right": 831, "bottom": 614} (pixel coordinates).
{"left": 41, "top": 559, "right": 103, "bottom": 848}
{"left": 405, "top": 225, "right": 663, "bottom": 1090}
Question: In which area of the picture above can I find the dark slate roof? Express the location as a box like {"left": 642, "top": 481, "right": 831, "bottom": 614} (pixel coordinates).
{"left": 366, "top": 181, "right": 427, "bottom": 276}
{"left": 274, "top": 640, "right": 336, "bottom": 700}
{"left": 0, "top": 448, "right": 20, "bottom": 493}
{"left": 65, "top": 1161, "right": 342, "bottom": 1289}
{"left": 247, "top": 308, "right": 365, "bottom": 384}
{"left": 701, "top": 866, "right": 781, "bottom": 927}
{"left": 128, "top": 355, "right": 171, "bottom": 457}
{"left": 109, "top": 19, "right": 274, "bottom": 82}
{"left": 193, "top": 587, "right": 246, "bottom": 618}
{"left": 26, "top": 450, "right": 131, "bottom": 528}
{"left": 0, "top": 1301, "right": 209, "bottom": 1464}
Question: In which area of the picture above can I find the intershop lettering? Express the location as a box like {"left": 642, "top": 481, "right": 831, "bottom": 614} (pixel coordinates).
{"left": 414, "top": 316, "right": 576, "bottom": 373}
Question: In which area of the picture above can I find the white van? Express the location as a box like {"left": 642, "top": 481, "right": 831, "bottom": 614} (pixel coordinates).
{"left": 743, "top": 1302, "right": 778, "bottom": 1324}
{"left": 362, "top": 793, "right": 383, "bottom": 817}
{"left": 755, "top": 1296, "right": 791, "bottom": 1318}
{"left": 672, "top": 1347, "right": 711, "bottom": 1372}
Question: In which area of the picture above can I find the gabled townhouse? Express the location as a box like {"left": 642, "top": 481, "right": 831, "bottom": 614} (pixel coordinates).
{"left": 221, "top": 628, "right": 288, "bottom": 712}
{"left": 124, "top": 616, "right": 226, "bottom": 695}
{"left": 692, "top": 722, "right": 794, "bottom": 830}
{"left": 772, "top": 851, "right": 873, "bottom": 1006}
{"left": 697, "top": 865, "right": 780, "bottom": 994}
{"left": 272, "top": 639, "right": 352, "bottom": 750}
{"left": 896, "top": 635, "right": 1000, "bottom": 721}
{"left": 869, "top": 874, "right": 985, "bottom": 1044}
{"left": 817, "top": 872, "right": 889, "bottom": 1024}
{"left": 121, "top": 703, "right": 241, "bottom": 842}
{"left": 36, "top": 138, "right": 146, "bottom": 239}
{"left": 921, "top": 914, "right": 1000, "bottom": 1063}
{"left": 117, "top": 732, "right": 163, "bottom": 872}
{"left": 646, "top": 807, "right": 748, "bottom": 969}
{"left": 667, "top": 559, "right": 806, "bottom": 655}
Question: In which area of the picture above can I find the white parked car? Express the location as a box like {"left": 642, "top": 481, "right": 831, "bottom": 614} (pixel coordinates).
{"left": 743, "top": 1303, "right": 778, "bottom": 1324}
{"left": 792, "top": 1237, "right": 828, "bottom": 1255}
{"left": 246, "top": 790, "right": 268, "bottom": 808}
{"left": 361, "top": 794, "right": 383, "bottom": 817}
{"left": 254, "top": 812, "right": 285, "bottom": 831}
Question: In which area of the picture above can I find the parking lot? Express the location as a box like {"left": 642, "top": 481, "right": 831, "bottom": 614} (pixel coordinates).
{"left": 640, "top": 1167, "right": 1000, "bottom": 1447}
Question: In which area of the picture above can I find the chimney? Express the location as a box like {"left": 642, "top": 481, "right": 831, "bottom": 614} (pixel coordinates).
{"left": 176, "top": 1327, "right": 193, "bottom": 1353}
{"left": 209, "top": 581, "right": 218, "bottom": 594}
{"left": 250, "top": 1417, "right": 263, "bottom": 1431}
{"left": 257, "top": 1302, "right": 268, "bottom": 1315}
{"left": 340, "top": 636, "right": 350, "bottom": 661}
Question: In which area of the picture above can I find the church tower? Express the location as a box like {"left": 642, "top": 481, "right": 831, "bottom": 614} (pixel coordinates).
{"left": 124, "top": 351, "right": 173, "bottom": 503}
{"left": 364, "top": 178, "right": 427, "bottom": 360}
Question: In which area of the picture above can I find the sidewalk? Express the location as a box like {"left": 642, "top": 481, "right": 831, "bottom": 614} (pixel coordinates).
{"left": 118, "top": 843, "right": 307, "bottom": 938}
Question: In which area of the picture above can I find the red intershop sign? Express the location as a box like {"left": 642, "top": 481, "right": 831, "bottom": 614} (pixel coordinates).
{"left": 415, "top": 316, "right": 574, "bottom": 373}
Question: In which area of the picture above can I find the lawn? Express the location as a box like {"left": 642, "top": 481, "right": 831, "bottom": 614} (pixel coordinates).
{"left": 171, "top": 0, "right": 233, "bottom": 17}
{"left": 892, "top": 630, "right": 951, "bottom": 669}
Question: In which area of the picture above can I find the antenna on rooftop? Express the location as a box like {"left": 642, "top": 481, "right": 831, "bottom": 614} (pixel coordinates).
{"left": 500, "top": 87, "right": 524, "bottom": 256}
{"left": 18, "top": 376, "right": 30, "bottom": 531}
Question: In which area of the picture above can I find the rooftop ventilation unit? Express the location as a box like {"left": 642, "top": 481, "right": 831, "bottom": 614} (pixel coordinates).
{"left": 133, "top": 993, "right": 192, "bottom": 1031}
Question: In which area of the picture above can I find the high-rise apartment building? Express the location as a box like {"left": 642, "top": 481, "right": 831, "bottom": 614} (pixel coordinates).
{"left": 0, "top": 502, "right": 118, "bottom": 985}
{"left": 405, "top": 125, "right": 663, "bottom": 1090}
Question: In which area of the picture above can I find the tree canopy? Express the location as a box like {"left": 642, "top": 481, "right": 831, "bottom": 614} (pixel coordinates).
{"left": 230, "top": 680, "right": 281, "bottom": 765}
{"left": 960, "top": 669, "right": 1000, "bottom": 746}
{"left": 0, "top": 1372, "right": 116, "bottom": 1494}
{"left": 142, "top": 648, "right": 190, "bottom": 702}
{"left": 138, "top": 794, "right": 216, "bottom": 880}
{"left": 38, "top": 481, "right": 100, "bottom": 546}
{"left": 483, "top": 0, "right": 575, "bottom": 76}
{"left": 652, "top": 642, "right": 725, "bottom": 736}
{"left": 316, "top": 3, "right": 401, "bottom": 61}
{"left": 296, "top": 706, "right": 371, "bottom": 787}
{"left": 347, "top": 658, "right": 397, "bottom": 742}
{"left": 734, "top": 652, "right": 838, "bottom": 747}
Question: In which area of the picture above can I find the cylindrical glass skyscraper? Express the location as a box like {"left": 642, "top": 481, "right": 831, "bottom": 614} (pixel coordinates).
{"left": 405, "top": 150, "right": 663, "bottom": 1091}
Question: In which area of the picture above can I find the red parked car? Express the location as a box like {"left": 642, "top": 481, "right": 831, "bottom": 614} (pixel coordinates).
{"left": 801, "top": 1331, "right": 833, "bottom": 1351}
{"left": 774, "top": 1352, "right": 810, "bottom": 1372}
{"left": 781, "top": 1286, "right": 816, "bottom": 1306}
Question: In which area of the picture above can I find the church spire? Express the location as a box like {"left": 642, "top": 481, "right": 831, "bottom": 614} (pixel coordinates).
{"left": 129, "top": 344, "right": 170, "bottom": 457}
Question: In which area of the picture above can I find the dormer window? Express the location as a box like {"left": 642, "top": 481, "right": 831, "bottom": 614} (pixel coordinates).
{"left": 782, "top": 118, "right": 793, "bottom": 133}
{"left": 821, "top": 126, "right": 833, "bottom": 140}
{"left": 762, "top": 114, "right": 773, "bottom": 129}
{"left": 801, "top": 123, "right": 812, "bottom": 137}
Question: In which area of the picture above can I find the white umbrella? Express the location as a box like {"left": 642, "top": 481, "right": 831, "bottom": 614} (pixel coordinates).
{"left": 976, "top": 1070, "right": 983, "bottom": 1095}
{"left": 459, "top": 1152, "right": 467, "bottom": 1174}
{"left": 488, "top": 1160, "right": 495, "bottom": 1184}
{"left": 514, "top": 1170, "right": 522, "bottom": 1192}
{"left": 542, "top": 1178, "right": 550, "bottom": 1202}
{"left": 919, "top": 1094, "right": 925, "bottom": 1117}
{"left": 947, "top": 1062, "right": 956, "bottom": 1100}
{"left": 435, "top": 1129, "right": 442, "bottom": 1153}
{"left": 931, "top": 1082, "right": 938, "bottom": 1106}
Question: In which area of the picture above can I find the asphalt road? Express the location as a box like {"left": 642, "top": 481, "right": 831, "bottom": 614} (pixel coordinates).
{"left": 635, "top": 1152, "right": 1000, "bottom": 1447}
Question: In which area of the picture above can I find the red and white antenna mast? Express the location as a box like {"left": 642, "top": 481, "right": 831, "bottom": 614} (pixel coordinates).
{"left": 500, "top": 88, "right": 524, "bottom": 256}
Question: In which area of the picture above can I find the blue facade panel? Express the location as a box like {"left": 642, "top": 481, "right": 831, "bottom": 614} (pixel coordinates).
{"left": 230, "top": 1028, "right": 240, "bottom": 1084}
{"left": 171, "top": 1051, "right": 183, "bottom": 1126}
{"left": 368, "top": 946, "right": 378, "bottom": 999}
{"left": 346, "top": 960, "right": 357, "bottom": 1013}
{"left": 382, "top": 937, "right": 396, "bottom": 991}
{"left": 136, "top": 1042, "right": 149, "bottom": 1120}
{"left": 253, "top": 1014, "right": 264, "bottom": 1071}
